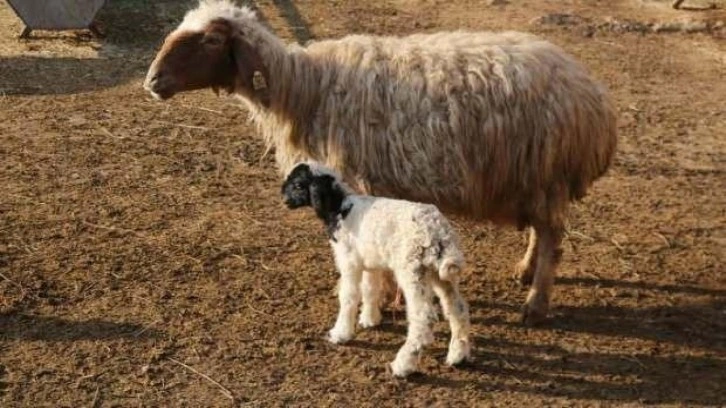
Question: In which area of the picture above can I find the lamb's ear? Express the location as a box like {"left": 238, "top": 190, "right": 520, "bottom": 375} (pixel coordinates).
{"left": 309, "top": 177, "right": 326, "bottom": 215}
{"left": 231, "top": 32, "right": 270, "bottom": 107}
{"left": 309, "top": 176, "right": 337, "bottom": 218}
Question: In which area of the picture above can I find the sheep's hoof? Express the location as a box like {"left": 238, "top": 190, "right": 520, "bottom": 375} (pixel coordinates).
{"left": 326, "top": 328, "right": 355, "bottom": 345}
{"left": 521, "top": 297, "right": 549, "bottom": 326}
{"left": 514, "top": 261, "right": 535, "bottom": 286}
{"left": 445, "top": 338, "right": 473, "bottom": 367}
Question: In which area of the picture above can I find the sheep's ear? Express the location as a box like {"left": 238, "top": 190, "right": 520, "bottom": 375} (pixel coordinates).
{"left": 231, "top": 32, "right": 270, "bottom": 107}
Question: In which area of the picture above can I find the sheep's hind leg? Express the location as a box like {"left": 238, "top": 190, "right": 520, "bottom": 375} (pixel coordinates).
{"left": 328, "top": 262, "right": 363, "bottom": 344}
{"left": 432, "top": 277, "right": 472, "bottom": 366}
{"left": 514, "top": 227, "right": 538, "bottom": 286}
{"left": 522, "top": 222, "right": 564, "bottom": 326}
{"left": 389, "top": 267, "right": 436, "bottom": 377}
{"left": 359, "top": 270, "right": 383, "bottom": 328}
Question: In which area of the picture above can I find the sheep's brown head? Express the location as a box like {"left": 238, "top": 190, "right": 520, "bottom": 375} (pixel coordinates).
{"left": 143, "top": 0, "right": 268, "bottom": 103}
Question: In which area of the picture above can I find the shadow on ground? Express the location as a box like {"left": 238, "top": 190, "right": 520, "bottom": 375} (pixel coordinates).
{"left": 0, "top": 312, "right": 163, "bottom": 341}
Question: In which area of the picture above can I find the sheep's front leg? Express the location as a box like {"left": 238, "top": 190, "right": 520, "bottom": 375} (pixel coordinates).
{"left": 432, "top": 277, "right": 472, "bottom": 366}
{"left": 514, "top": 227, "right": 539, "bottom": 285}
{"left": 359, "top": 270, "right": 383, "bottom": 328}
{"left": 390, "top": 266, "right": 436, "bottom": 377}
{"left": 328, "top": 258, "right": 363, "bottom": 344}
{"left": 522, "top": 222, "right": 564, "bottom": 325}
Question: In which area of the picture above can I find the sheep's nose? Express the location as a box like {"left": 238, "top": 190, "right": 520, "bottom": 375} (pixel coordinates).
{"left": 143, "top": 70, "right": 163, "bottom": 90}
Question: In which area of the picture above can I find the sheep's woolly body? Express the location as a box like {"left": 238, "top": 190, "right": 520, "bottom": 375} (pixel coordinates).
{"left": 234, "top": 28, "right": 618, "bottom": 225}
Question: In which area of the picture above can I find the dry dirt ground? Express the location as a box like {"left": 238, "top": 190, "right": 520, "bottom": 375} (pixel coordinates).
{"left": 1, "top": 0, "right": 725, "bottom": 406}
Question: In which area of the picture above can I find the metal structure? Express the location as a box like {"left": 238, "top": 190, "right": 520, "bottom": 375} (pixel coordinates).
{"left": 5, "top": 0, "right": 107, "bottom": 38}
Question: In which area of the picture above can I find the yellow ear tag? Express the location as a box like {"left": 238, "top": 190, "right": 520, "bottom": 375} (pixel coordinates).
{"left": 252, "top": 71, "right": 267, "bottom": 91}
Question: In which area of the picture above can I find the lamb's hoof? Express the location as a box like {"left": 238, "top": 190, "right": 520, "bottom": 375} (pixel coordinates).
{"left": 358, "top": 311, "right": 382, "bottom": 329}
{"left": 521, "top": 299, "right": 549, "bottom": 326}
{"left": 389, "top": 360, "right": 418, "bottom": 378}
{"left": 327, "top": 328, "right": 354, "bottom": 344}
{"left": 445, "top": 339, "right": 473, "bottom": 367}
{"left": 514, "top": 261, "right": 535, "bottom": 286}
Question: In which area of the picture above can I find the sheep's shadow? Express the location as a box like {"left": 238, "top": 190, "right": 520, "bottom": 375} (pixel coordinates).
{"left": 0, "top": 312, "right": 163, "bottom": 341}
{"left": 557, "top": 276, "right": 726, "bottom": 297}
{"left": 435, "top": 276, "right": 725, "bottom": 404}
{"left": 447, "top": 339, "right": 725, "bottom": 406}
{"left": 551, "top": 300, "right": 725, "bottom": 351}
{"left": 471, "top": 277, "right": 726, "bottom": 353}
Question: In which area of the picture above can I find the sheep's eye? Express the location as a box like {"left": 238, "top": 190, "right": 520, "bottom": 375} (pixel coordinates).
{"left": 202, "top": 34, "right": 224, "bottom": 46}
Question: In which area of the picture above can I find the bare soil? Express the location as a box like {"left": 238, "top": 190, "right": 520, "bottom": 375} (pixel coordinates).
{"left": 1, "top": 0, "right": 725, "bottom": 406}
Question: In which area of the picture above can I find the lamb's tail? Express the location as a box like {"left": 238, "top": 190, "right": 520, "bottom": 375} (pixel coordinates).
{"left": 437, "top": 244, "right": 464, "bottom": 282}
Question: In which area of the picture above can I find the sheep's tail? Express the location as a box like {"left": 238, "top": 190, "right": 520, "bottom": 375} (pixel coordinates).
{"left": 437, "top": 244, "right": 464, "bottom": 282}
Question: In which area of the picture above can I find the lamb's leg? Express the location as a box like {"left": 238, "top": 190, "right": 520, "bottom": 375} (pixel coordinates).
{"left": 432, "top": 277, "right": 472, "bottom": 366}
{"left": 522, "top": 222, "right": 564, "bottom": 325}
{"left": 328, "top": 261, "right": 363, "bottom": 344}
{"left": 514, "top": 227, "right": 538, "bottom": 286}
{"left": 389, "top": 267, "right": 436, "bottom": 377}
{"left": 359, "top": 270, "right": 383, "bottom": 328}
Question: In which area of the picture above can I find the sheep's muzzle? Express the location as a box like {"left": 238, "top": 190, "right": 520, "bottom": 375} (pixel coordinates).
{"left": 143, "top": 68, "right": 175, "bottom": 100}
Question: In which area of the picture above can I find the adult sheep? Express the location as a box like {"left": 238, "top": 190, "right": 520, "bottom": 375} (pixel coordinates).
{"left": 143, "top": 0, "right": 618, "bottom": 325}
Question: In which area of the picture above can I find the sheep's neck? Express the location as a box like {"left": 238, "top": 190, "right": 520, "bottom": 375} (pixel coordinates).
{"left": 266, "top": 49, "right": 322, "bottom": 149}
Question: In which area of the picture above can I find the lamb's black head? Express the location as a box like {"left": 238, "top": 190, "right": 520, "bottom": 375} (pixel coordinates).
{"left": 281, "top": 163, "right": 314, "bottom": 209}
{"left": 281, "top": 163, "right": 348, "bottom": 222}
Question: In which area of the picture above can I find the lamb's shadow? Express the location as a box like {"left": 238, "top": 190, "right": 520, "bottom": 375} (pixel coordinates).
{"left": 0, "top": 312, "right": 163, "bottom": 341}
{"left": 0, "top": 0, "right": 196, "bottom": 96}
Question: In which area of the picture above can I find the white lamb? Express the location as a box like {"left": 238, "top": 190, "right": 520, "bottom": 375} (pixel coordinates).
{"left": 281, "top": 162, "right": 472, "bottom": 377}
